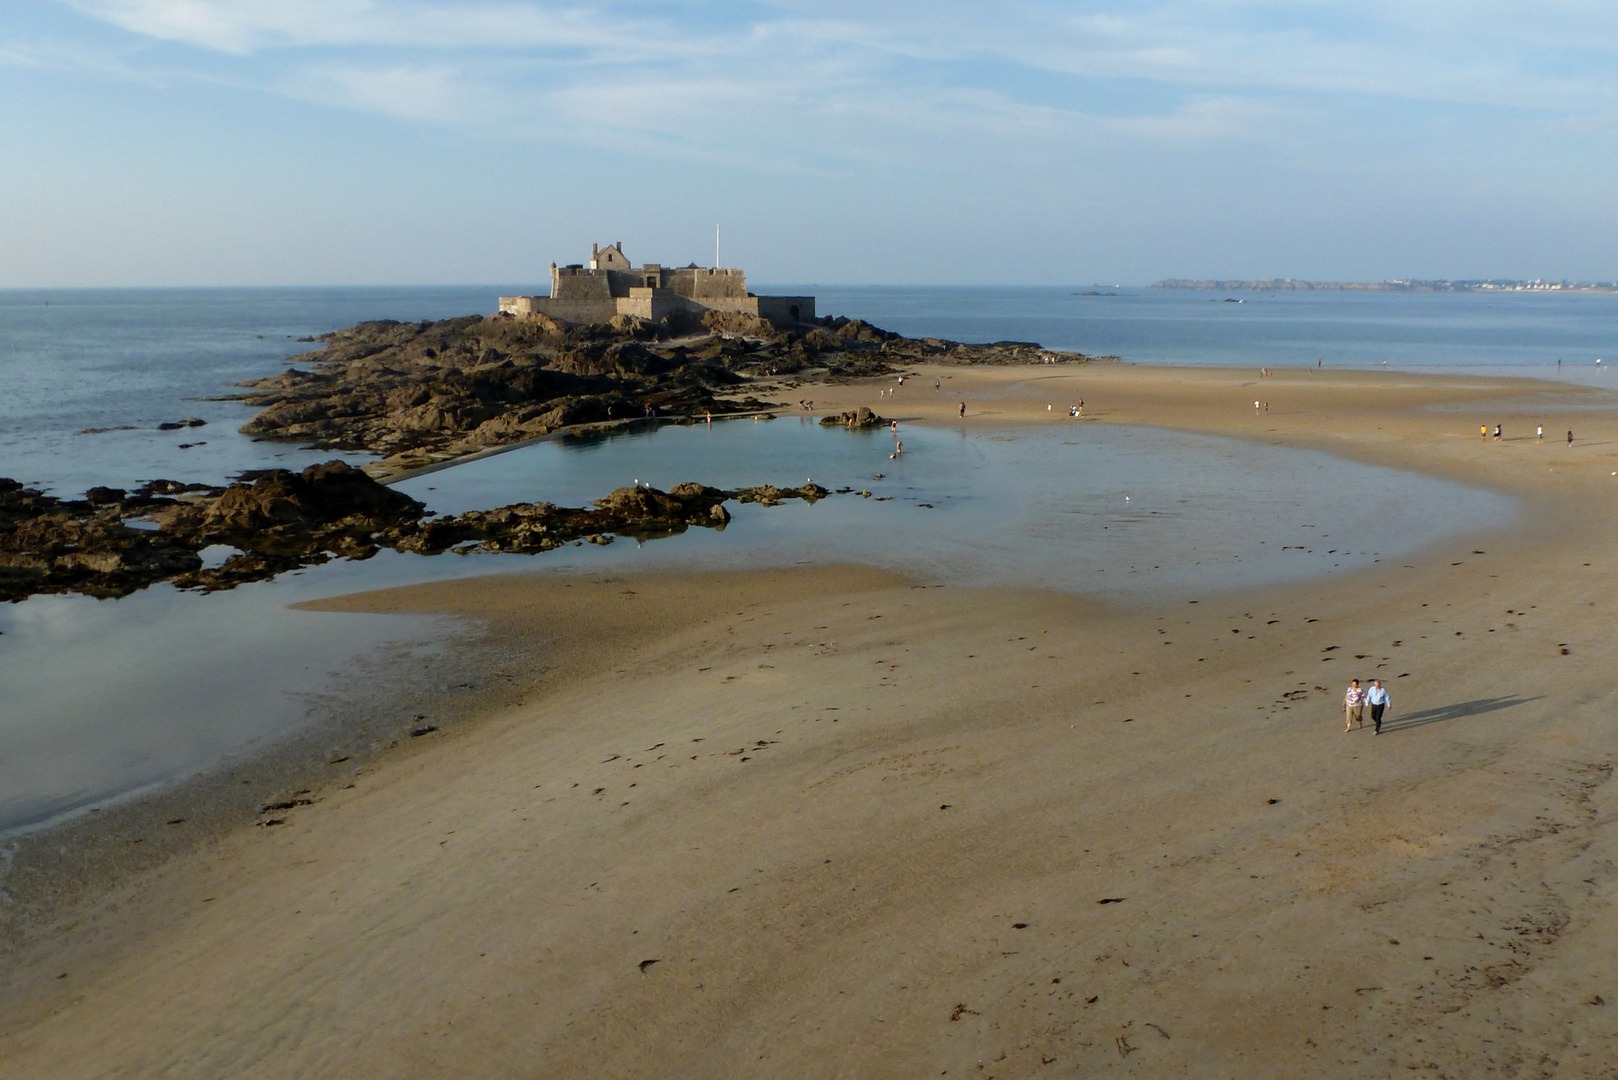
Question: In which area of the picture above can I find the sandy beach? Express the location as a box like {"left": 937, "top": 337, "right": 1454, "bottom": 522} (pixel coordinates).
{"left": 4, "top": 363, "right": 1618, "bottom": 1077}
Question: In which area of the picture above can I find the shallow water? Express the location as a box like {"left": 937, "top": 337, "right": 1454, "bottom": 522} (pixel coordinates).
{"left": 0, "top": 578, "right": 460, "bottom": 834}
{"left": 397, "top": 418, "right": 1514, "bottom": 598}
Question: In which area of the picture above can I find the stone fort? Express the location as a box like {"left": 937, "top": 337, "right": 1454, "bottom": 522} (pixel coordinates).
{"left": 499, "top": 243, "right": 814, "bottom": 327}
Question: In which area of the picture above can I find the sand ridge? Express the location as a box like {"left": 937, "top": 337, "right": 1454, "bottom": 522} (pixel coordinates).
{"left": 3, "top": 364, "right": 1618, "bottom": 1077}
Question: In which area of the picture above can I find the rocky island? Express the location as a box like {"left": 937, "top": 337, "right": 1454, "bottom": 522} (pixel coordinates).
{"left": 234, "top": 308, "right": 1101, "bottom": 477}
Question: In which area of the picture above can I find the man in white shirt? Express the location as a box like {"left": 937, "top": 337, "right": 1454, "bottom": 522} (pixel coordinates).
{"left": 1366, "top": 679, "right": 1390, "bottom": 735}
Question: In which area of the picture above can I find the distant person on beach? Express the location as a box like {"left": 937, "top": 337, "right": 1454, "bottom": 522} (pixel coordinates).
{"left": 959, "top": 401, "right": 966, "bottom": 418}
{"left": 1481, "top": 425, "right": 1488, "bottom": 440}
{"left": 1366, "top": 679, "right": 1390, "bottom": 735}
{"left": 1568, "top": 429, "right": 1574, "bottom": 446}
{"left": 1078, "top": 399, "right": 1084, "bottom": 415}
{"left": 1537, "top": 425, "right": 1544, "bottom": 442}
{"left": 1493, "top": 424, "right": 1502, "bottom": 441}
{"left": 1344, "top": 679, "right": 1366, "bottom": 732}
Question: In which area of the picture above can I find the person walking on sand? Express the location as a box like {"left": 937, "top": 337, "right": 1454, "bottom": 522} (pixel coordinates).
{"left": 1481, "top": 425, "right": 1488, "bottom": 440}
{"left": 1344, "top": 678, "right": 1366, "bottom": 732}
{"left": 1568, "top": 429, "right": 1574, "bottom": 446}
{"left": 1493, "top": 424, "right": 1502, "bottom": 441}
{"left": 959, "top": 401, "right": 966, "bottom": 418}
{"left": 1366, "top": 679, "right": 1390, "bottom": 735}
{"left": 1537, "top": 425, "right": 1544, "bottom": 443}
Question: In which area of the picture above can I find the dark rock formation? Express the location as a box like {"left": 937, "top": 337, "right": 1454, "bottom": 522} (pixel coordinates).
{"left": 0, "top": 478, "right": 208, "bottom": 601}
{"left": 232, "top": 312, "right": 1110, "bottom": 473}
{"left": 1, "top": 465, "right": 842, "bottom": 602}
{"left": 233, "top": 314, "right": 774, "bottom": 472}
{"left": 819, "top": 407, "right": 889, "bottom": 429}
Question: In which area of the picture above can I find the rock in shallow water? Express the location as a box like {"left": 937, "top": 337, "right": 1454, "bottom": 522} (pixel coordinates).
{"left": 0, "top": 465, "right": 842, "bottom": 601}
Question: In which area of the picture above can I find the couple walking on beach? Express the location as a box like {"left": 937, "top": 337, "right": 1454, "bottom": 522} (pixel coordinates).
{"left": 1344, "top": 678, "right": 1390, "bottom": 734}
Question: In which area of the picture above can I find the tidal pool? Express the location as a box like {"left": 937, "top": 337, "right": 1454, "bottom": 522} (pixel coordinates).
{"left": 396, "top": 417, "right": 1514, "bottom": 598}
{"left": 1, "top": 419, "right": 1513, "bottom": 836}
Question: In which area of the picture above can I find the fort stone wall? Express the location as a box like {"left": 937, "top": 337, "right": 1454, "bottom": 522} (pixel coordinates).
{"left": 500, "top": 244, "right": 814, "bottom": 328}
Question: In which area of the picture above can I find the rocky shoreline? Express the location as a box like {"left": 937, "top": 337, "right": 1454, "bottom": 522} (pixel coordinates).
{"left": 0, "top": 461, "right": 842, "bottom": 603}
{"left": 232, "top": 309, "right": 1105, "bottom": 475}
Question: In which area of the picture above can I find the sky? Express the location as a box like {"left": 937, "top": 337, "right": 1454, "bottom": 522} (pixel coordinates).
{"left": 3, "top": 1, "right": 1617, "bottom": 286}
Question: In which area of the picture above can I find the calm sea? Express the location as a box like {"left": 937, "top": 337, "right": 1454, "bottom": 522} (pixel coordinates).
{"left": 2, "top": 285, "right": 1616, "bottom": 496}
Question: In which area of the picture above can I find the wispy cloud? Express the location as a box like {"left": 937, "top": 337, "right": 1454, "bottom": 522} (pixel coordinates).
{"left": 22, "top": 0, "right": 1618, "bottom": 179}
{"left": 52, "top": 1, "right": 1618, "bottom": 123}
{"left": 286, "top": 62, "right": 489, "bottom": 124}
{"left": 64, "top": 0, "right": 715, "bottom": 58}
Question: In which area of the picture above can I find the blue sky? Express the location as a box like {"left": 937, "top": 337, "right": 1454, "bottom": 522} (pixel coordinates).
{"left": 3, "top": 1, "right": 1616, "bottom": 286}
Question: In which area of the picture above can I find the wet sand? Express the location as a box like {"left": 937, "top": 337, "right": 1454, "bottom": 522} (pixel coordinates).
{"left": 5, "top": 364, "right": 1618, "bottom": 1077}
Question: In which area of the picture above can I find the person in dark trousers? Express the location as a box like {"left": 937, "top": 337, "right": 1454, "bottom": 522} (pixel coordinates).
{"left": 1366, "top": 679, "right": 1390, "bottom": 735}
{"left": 1568, "top": 429, "right": 1574, "bottom": 446}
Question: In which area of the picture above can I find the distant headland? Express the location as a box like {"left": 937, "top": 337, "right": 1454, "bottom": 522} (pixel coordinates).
{"left": 1151, "top": 278, "right": 1618, "bottom": 293}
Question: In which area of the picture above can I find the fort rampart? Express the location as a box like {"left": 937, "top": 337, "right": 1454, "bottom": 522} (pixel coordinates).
{"left": 499, "top": 242, "right": 814, "bottom": 327}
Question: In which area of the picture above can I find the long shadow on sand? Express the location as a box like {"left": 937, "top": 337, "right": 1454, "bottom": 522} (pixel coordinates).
{"left": 1379, "top": 695, "right": 1540, "bottom": 734}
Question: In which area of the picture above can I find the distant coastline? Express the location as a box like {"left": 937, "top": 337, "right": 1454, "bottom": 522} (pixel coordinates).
{"left": 1151, "top": 277, "right": 1618, "bottom": 293}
